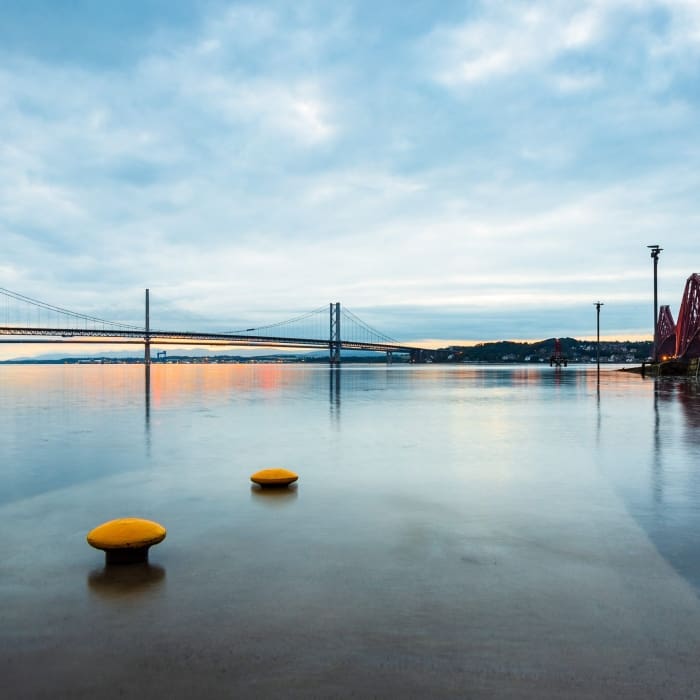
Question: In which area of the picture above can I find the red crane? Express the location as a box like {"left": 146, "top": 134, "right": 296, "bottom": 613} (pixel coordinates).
{"left": 549, "top": 338, "right": 567, "bottom": 367}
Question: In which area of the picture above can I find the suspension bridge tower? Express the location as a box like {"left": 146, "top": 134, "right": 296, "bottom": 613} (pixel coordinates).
{"left": 144, "top": 288, "right": 150, "bottom": 365}
{"left": 329, "top": 302, "right": 341, "bottom": 365}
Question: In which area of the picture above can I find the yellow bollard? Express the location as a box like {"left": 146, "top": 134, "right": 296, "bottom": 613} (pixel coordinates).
{"left": 250, "top": 468, "right": 299, "bottom": 488}
{"left": 87, "top": 518, "right": 166, "bottom": 565}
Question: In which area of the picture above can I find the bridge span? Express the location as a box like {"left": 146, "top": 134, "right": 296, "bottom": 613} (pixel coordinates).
{"left": 0, "top": 288, "right": 433, "bottom": 364}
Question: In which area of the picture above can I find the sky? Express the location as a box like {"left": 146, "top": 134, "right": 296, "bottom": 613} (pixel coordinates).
{"left": 1, "top": 0, "right": 699, "bottom": 356}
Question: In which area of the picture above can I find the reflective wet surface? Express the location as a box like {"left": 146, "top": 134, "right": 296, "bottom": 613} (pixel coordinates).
{"left": 2, "top": 364, "right": 700, "bottom": 698}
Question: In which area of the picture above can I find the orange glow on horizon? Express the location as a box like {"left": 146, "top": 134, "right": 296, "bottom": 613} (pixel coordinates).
{"left": 0, "top": 331, "right": 654, "bottom": 363}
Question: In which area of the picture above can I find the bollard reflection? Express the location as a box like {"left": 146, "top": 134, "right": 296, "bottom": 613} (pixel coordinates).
{"left": 250, "top": 483, "right": 298, "bottom": 507}
{"left": 87, "top": 562, "right": 165, "bottom": 599}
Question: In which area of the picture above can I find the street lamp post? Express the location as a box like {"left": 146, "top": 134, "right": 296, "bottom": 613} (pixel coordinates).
{"left": 647, "top": 245, "right": 662, "bottom": 362}
{"left": 594, "top": 302, "right": 604, "bottom": 372}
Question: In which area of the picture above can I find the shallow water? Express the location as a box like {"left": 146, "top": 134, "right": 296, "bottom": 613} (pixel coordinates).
{"left": 2, "top": 363, "right": 700, "bottom": 698}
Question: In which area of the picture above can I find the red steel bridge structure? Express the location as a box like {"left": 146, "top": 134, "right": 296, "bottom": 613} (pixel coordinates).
{"left": 0, "top": 287, "right": 434, "bottom": 364}
{"left": 654, "top": 273, "right": 700, "bottom": 361}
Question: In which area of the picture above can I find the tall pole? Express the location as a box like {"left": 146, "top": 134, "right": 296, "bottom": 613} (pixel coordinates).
{"left": 145, "top": 288, "right": 150, "bottom": 366}
{"left": 648, "top": 245, "right": 662, "bottom": 362}
{"left": 594, "top": 302, "right": 603, "bottom": 372}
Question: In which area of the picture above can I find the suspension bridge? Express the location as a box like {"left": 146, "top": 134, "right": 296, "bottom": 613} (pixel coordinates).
{"left": 0, "top": 287, "right": 434, "bottom": 363}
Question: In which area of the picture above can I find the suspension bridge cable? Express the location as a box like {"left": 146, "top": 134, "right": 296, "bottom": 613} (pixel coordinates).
{"left": 0, "top": 287, "right": 144, "bottom": 330}
{"left": 225, "top": 305, "right": 328, "bottom": 335}
{"left": 0, "top": 285, "right": 403, "bottom": 345}
{"left": 341, "top": 307, "right": 398, "bottom": 344}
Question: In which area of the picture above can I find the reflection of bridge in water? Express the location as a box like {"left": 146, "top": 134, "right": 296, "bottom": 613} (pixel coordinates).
{"left": 0, "top": 287, "right": 439, "bottom": 364}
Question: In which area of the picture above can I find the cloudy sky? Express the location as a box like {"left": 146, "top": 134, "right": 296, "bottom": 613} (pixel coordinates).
{"left": 1, "top": 0, "right": 699, "bottom": 352}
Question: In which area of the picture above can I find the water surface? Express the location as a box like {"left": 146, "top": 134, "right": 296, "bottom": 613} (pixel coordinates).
{"left": 2, "top": 364, "right": 700, "bottom": 698}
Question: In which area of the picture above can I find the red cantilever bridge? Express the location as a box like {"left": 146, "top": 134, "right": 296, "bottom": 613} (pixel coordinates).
{"left": 655, "top": 273, "right": 700, "bottom": 361}
{"left": 0, "top": 287, "right": 432, "bottom": 364}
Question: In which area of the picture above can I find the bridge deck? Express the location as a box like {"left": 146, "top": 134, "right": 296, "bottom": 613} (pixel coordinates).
{"left": 0, "top": 327, "right": 422, "bottom": 354}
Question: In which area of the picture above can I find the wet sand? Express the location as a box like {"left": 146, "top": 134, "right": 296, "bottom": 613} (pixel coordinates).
{"left": 3, "top": 468, "right": 700, "bottom": 699}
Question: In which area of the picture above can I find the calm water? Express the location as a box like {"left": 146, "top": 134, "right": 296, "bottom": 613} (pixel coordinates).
{"left": 3, "top": 363, "right": 700, "bottom": 698}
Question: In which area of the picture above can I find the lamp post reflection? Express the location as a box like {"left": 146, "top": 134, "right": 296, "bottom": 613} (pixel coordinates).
{"left": 652, "top": 381, "right": 663, "bottom": 506}
{"left": 595, "top": 371, "right": 601, "bottom": 448}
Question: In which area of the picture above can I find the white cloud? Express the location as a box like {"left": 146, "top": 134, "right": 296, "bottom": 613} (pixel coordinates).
{"left": 426, "top": 0, "right": 700, "bottom": 93}
{"left": 562, "top": 7, "right": 603, "bottom": 49}
{"left": 143, "top": 3, "right": 340, "bottom": 145}
{"left": 428, "top": 2, "right": 608, "bottom": 88}
{"left": 206, "top": 79, "right": 336, "bottom": 144}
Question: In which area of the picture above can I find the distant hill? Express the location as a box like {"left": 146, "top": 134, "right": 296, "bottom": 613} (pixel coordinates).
{"left": 450, "top": 338, "right": 651, "bottom": 364}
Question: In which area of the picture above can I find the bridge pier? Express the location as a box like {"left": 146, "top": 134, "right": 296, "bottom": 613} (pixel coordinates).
{"left": 144, "top": 288, "right": 150, "bottom": 366}
{"left": 386, "top": 350, "right": 393, "bottom": 364}
{"left": 329, "top": 302, "right": 341, "bottom": 365}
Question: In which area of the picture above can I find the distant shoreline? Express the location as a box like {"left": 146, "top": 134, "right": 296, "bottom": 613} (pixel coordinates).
{"left": 0, "top": 337, "right": 652, "bottom": 366}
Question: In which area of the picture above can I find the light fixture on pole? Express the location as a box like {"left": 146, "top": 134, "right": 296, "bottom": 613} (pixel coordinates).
{"left": 593, "top": 302, "right": 604, "bottom": 372}
{"left": 647, "top": 245, "right": 662, "bottom": 362}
